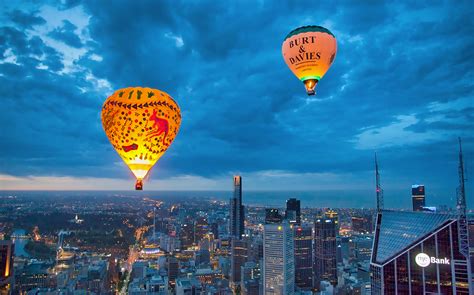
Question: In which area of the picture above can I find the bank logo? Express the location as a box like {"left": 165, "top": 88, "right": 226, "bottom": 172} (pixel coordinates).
{"left": 415, "top": 252, "right": 450, "bottom": 267}
{"left": 415, "top": 253, "right": 430, "bottom": 267}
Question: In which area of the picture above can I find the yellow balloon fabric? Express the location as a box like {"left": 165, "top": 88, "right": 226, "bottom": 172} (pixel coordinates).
{"left": 101, "top": 87, "right": 181, "bottom": 182}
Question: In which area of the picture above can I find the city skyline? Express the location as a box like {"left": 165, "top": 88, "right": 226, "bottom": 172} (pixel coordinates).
{"left": 0, "top": 1, "right": 472, "bottom": 199}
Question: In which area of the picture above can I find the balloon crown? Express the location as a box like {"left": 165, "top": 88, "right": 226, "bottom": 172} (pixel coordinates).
{"left": 284, "top": 25, "right": 335, "bottom": 40}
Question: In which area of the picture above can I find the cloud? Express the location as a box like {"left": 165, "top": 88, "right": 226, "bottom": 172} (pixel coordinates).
{"left": 0, "top": 1, "right": 472, "bottom": 203}
{"left": 48, "top": 20, "right": 82, "bottom": 48}
{"left": 9, "top": 9, "right": 46, "bottom": 29}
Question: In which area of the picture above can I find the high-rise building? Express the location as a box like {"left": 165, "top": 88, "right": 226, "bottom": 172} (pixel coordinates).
{"left": 0, "top": 240, "right": 14, "bottom": 292}
{"left": 294, "top": 226, "right": 313, "bottom": 290}
{"left": 265, "top": 208, "right": 283, "bottom": 224}
{"left": 230, "top": 176, "right": 245, "bottom": 239}
{"left": 167, "top": 256, "right": 179, "bottom": 285}
{"left": 412, "top": 184, "right": 425, "bottom": 211}
{"left": 231, "top": 238, "right": 248, "bottom": 287}
{"left": 240, "top": 261, "right": 260, "bottom": 295}
{"left": 314, "top": 217, "right": 338, "bottom": 289}
{"left": 180, "top": 222, "right": 195, "bottom": 249}
{"left": 371, "top": 210, "right": 472, "bottom": 294}
{"left": 263, "top": 222, "right": 295, "bottom": 295}
{"left": 175, "top": 278, "right": 202, "bottom": 295}
{"left": 285, "top": 198, "right": 301, "bottom": 225}
{"left": 194, "top": 216, "right": 209, "bottom": 244}
{"left": 352, "top": 215, "right": 373, "bottom": 234}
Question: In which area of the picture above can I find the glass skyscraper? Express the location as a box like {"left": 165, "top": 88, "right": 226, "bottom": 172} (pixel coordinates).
{"left": 285, "top": 198, "right": 301, "bottom": 225}
{"left": 230, "top": 176, "right": 245, "bottom": 239}
{"left": 314, "top": 216, "right": 338, "bottom": 289}
{"left": 263, "top": 222, "right": 295, "bottom": 295}
{"left": 371, "top": 210, "right": 473, "bottom": 294}
{"left": 412, "top": 184, "right": 426, "bottom": 211}
{"left": 294, "top": 225, "right": 313, "bottom": 290}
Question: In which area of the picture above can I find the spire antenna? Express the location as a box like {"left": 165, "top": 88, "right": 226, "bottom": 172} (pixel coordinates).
{"left": 457, "top": 137, "right": 469, "bottom": 257}
{"left": 375, "top": 152, "right": 384, "bottom": 212}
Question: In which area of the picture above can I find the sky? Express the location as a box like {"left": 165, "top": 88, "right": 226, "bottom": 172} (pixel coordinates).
{"left": 0, "top": 1, "right": 472, "bottom": 208}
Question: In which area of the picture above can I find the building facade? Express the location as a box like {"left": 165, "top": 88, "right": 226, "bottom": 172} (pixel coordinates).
{"left": 263, "top": 222, "right": 295, "bottom": 295}
{"left": 285, "top": 198, "right": 301, "bottom": 225}
{"left": 294, "top": 226, "right": 313, "bottom": 290}
{"left": 0, "top": 240, "right": 14, "bottom": 292}
{"left": 314, "top": 217, "right": 337, "bottom": 289}
{"left": 231, "top": 238, "right": 248, "bottom": 286}
{"left": 371, "top": 210, "right": 472, "bottom": 294}
{"left": 412, "top": 184, "right": 425, "bottom": 211}
{"left": 230, "top": 176, "right": 245, "bottom": 239}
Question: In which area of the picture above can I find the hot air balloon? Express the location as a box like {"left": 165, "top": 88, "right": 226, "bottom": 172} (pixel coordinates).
{"left": 101, "top": 87, "right": 181, "bottom": 190}
{"left": 282, "top": 25, "right": 337, "bottom": 95}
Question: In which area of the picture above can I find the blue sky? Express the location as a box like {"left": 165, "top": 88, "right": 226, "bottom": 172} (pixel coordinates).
{"left": 0, "top": 1, "right": 472, "bottom": 208}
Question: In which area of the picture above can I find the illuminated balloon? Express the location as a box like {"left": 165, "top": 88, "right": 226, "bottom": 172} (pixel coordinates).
{"left": 282, "top": 25, "right": 337, "bottom": 95}
{"left": 101, "top": 87, "right": 181, "bottom": 190}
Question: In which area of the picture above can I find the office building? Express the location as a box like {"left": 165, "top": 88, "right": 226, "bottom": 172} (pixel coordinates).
{"left": 265, "top": 208, "right": 283, "bottom": 224}
{"left": 231, "top": 238, "right": 248, "bottom": 286}
{"left": 352, "top": 214, "right": 373, "bottom": 234}
{"left": 263, "top": 222, "right": 295, "bottom": 295}
{"left": 314, "top": 217, "right": 338, "bottom": 289}
{"left": 175, "top": 278, "right": 202, "bottom": 295}
{"left": 230, "top": 176, "right": 245, "bottom": 239}
{"left": 371, "top": 210, "right": 472, "bottom": 294}
{"left": 194, "top": 217, "right": 209, "bottom": 244}
{"left": 412, "top": 184, "right": 425, "bottom": 211}
{"left": 294, "top": 226, "right": 313, "bottom": 290}
{"left": 240, "top": 261, "right": 260, "bottom": 295}
{"left": 0, "top": 240, "right": 14, "bottom": 292}
{"left": 180, "top": 222, "right": 195, "bottom": 249}
{"left": 285, "top": 198, "right": 301, "bottom": 225}
{"left": 167, "top": 257, "right": 179, "bottom": 284}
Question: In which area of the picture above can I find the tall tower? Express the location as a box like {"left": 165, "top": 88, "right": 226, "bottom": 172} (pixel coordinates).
{"left": 285, "top": 198, "right": 301, "bottom": 225}
{"left": 375, "top": 152, "right": 383, "bottom": 212}
{"left": 294, "top": 226, "right": 313, "bottom": 290}
{"left": 457, "top": 138, "right": 469, "bottom": 257}
{"left": 411, "top": 184, "right": 426, "bottom": 211}
{"left": 313, "top": 216, "right": 337, "bottom": 289}
{"left": 0, "top": 240, "right": 14, "bottom": 292}
{"left": 263, "top": 222, "right": 295, "bottom": 295}
{"left": 230, "top": 176, "right": 245, "bottom": 239}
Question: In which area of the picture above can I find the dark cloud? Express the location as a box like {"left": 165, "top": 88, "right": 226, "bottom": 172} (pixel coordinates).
{"left": 9, "top": 9, "right": 46, "bottom": 28}
{"left": 0, "top": 1, "right": 472, "bottom": 200}
{"left": 48, "top": 20, "right": 83, "bottom": 48}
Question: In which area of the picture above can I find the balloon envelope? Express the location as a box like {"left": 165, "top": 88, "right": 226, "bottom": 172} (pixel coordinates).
{"left": 282, "top": 25, "right": 337, "bottom": 95}
{"left": 101, "top": 87, "right": 181, "bottom": 187}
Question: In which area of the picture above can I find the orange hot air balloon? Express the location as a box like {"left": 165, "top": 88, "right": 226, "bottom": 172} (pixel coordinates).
{"left": 101, "top": 87, "right": 181, "bottom": 190}
{"left": 282, "top": 25, "right": 337, "bottom": 95}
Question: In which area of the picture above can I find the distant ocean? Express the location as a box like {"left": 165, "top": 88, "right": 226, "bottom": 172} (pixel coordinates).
{"left": 0, "top": 189, "right": 463, "bottom": 209}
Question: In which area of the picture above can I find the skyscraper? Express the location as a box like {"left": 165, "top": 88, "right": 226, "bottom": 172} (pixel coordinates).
{"left": 314, "top": 217, "right": 337, "bottom": 289}
{"left": 263, "top": 222, "right": 295, "bottom": 295}
{"left": 294, "top": 226, "right": 312, "bottom": 290}
{"left": 265, "top": 208, "right": 283, "bottom": 224}
{"left": 230, "top": 176, "right": 245, "bottom": 239}
{"left": 370, "top": 210, "right": 472, "bottom": 294}
{"left": 285, "top": 198, "right": 301, "bottom": 225}
{"left": 194, "top": 216, "right": 209, "bottom": 244}
{"left": 180, "top": 222, "right": 195, "bottom": 249}
{"left": 231, "top": 238, "right": 248, "bottom": 287}
{"left": 240, "top": 261, "right": 260, "bottom": 295}
{"left": 0, "top": 240, "right": 14, "bottom": 292}
{"left": 412, "top": 184, "right": 425, "bottom": 211}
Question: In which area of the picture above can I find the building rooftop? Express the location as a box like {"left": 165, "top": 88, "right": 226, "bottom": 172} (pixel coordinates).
{"left": 373, "top": 210, "right": 457, "bottom": 264}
